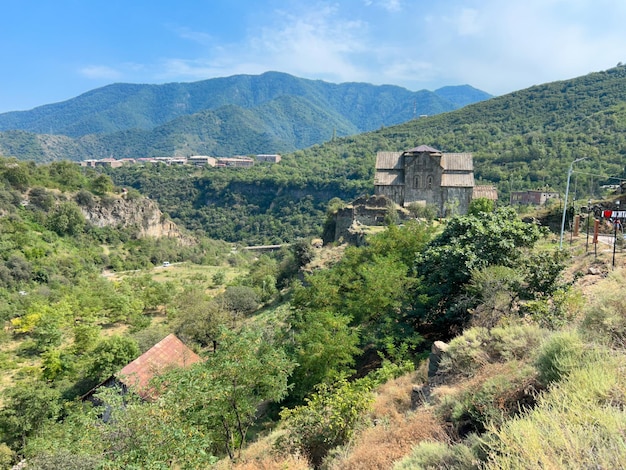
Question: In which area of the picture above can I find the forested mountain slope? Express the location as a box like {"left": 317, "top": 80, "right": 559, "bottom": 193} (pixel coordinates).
{"left": 104, "top": 66, "right": 626, "bottom": 244}
{"left": 0, "top": 72, "right": 490, "bottom": 160}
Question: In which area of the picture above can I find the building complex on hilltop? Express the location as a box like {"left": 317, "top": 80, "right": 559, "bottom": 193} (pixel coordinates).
{"left": 374, "top": 145, "right": 497, "bottom": 216}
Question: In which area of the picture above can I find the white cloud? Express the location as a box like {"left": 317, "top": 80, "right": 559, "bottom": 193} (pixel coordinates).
{"left": 174, "top": 26, "right": 216, "bottom": 47}
{"left": 159, "top": 2, "right": 372, "bottom": 84}
{"left": 141, "top": 0, "right": 626, "bottom": 96}
{"left": 79, "top": 65, "right": 122, "bottom": 80}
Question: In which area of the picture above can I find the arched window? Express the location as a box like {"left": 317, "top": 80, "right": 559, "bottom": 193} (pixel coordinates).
{"left": 415, "top": 176, "right": 421, "bottom": 189}
{"left": 427, "top": 175, "right": 433, "bottom": 189}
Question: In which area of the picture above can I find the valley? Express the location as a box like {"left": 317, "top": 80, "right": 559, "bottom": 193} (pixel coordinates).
{"left": 2, "top": 67, "right": 626, "bottom": 469}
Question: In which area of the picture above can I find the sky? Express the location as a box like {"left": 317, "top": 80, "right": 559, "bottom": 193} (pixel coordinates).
{"left": 2, "top": 0, "right": 626, "bottom": 113}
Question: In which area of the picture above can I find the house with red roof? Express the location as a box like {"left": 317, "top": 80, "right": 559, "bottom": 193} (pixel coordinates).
{"left": 82, "top": 334, "right": 202, "bottom": 401}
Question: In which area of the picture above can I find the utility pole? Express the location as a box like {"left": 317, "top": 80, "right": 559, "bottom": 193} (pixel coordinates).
{"left": 560, "top": 157, "right": 587, "bottom": 249}
{"left": 613, "top": 200, "right": 621, "bottom": 269}
{"left": 586, "top": 199, "right": 592, "bottom": 253}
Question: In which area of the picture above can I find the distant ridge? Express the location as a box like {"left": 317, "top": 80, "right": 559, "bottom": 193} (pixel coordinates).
{"left": 0, "top": 72, "right": 491, "bottom": 161}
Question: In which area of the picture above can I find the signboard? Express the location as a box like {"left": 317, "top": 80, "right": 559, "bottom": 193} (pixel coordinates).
{"left": 603, "top": 210, "right": 626, "bottom": 218}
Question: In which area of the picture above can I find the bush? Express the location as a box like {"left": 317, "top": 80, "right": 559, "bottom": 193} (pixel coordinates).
{"left": 219, "top": 286, "right": 260, "bottom": 316}
{"left": 534, "top": 331, "right": 586, "bottom": 385}
{"left": 440, "top": 324, "right": 549, "bottom": 378}
{"left": 439, "top": 362, "right": 540, "bottom": 434}
{"left": 26, "top": 450, "right": 103, "bottom": 470}
{"left": 439, "top": 327, "right": 491, "bottom": 376}
{"left": 484, "top": 353, "right": 626, "bottom": 469}
{"left": 280, "top": 377, "right": 374, "bottom": 467}
{"left": 394, "top": 440, "right": 478, "bottom": 470}
{"left": 582, "top": 285, "right": 626, "bottom": 346}
{"left": 74, "top": 189, "right": 95, "bottom": 209}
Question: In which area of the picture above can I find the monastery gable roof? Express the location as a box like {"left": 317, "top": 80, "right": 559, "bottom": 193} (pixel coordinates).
{"left": 375, "top": 151, "right": 403, "bottom": 170}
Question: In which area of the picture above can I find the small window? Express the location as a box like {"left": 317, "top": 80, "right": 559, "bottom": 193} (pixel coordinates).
{"left": 415, "top": 176, "right": 421, "bottom": 189}
{"left": 427, "top": 176, "right": 433, "bottom": 189}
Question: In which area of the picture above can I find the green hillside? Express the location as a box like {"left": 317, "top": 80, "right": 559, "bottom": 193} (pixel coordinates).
{"left": 96, "top": 66, "right": 626, "bottom": 245}
{"left": 3, "top": 161, "right": 626, "bottom": 468}
{"left": 0, "top": 72, "right": 490, "bottom": 161}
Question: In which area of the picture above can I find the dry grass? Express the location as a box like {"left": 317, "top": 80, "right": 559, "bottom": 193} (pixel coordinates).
{"left": 223, "top": 454, "right": 311, "bottom": 470}
{"left": 328, "top": 409, "right": 447, "bottom": 470}
{"left": 327, "top": 373, "right": 448, "bottom": 470}
{"left": 214, "top": 429, "right": 312, "bottom": 470}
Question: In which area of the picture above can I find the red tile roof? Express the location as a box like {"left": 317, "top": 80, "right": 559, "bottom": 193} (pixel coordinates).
{"left": 118, "top": 334, "right": 202, "bottom": 398}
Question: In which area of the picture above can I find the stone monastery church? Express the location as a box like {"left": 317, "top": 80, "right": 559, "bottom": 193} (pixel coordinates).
{"left": 374, "top": 145, "right": 497, "bottom": 216}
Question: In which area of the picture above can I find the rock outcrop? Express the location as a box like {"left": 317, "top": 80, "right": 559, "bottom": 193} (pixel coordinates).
{"left": 81, "top": 195, "right": 190, "bottom": 242}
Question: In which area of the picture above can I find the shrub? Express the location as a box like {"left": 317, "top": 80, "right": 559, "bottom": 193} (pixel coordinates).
{"left": 394, "top": 441, "right": 478, "bottom": 470}
{"left": 74, "top": 189, "right": 95, "bottom": 208}
{"left": 280, "top": 377, "right": 374, "bottom": 467}
{"left": 534, "top": 330, "right": 586, "bottom": 385}
{"left": 485, "top": 324, "right": 549, "bottom": 362}
{"left": 438, "top": 327, "right": 491, "bottom": 376}
{"left": 582, "top": 286, "right": 626, "bottom": 346}
{"left": 25, "top": 450, "right": 103, "bottom": 470}
{"left": 484, "top": 353, "right": 626, "bottom": 469}
{"left": 441, "top": 362, "right": 540, "bottom": 434}
{"left": 440, "top": 324, "right": 550, "bottom": 378}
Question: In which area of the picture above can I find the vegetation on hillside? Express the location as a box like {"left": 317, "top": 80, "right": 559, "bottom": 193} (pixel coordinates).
{"left": 2, "top": 170, "right": 610, "bottom": 469}
{"left": 4, "top": 66, "right": 626, "bottom": 469}
{"left": 0, "top": 72, "right": 489, "bottom": 160}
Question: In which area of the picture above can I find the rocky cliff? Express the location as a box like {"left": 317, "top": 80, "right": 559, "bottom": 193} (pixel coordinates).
{"left": 81, "top": 195, "right": 190, "bottom": 242}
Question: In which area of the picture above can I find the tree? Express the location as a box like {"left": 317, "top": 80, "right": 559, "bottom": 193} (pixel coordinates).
{"left": 161, "top": 327, "right": 295, "bottom": 460}
{"left": 288, "top": 309, "right": 360, "bottom": 402}
{"left": 0, "top": 381, "right": 61, "bottom": 448}
{"left": 90, "top": 174, "right": 114, "bottom": 196}
{"left": 468, "top": 197, "right": 495, "bottom": 216}
{"left": 218, "top": 286, "right": 260, "bottom": 317}
{"left": 28, "top": 187, "right": 55, "bottom": 211}
{"left": 415, "top": 207, "right": 545, "bottom": 333}
{"left": 46, "top": 202, "right": 85, "bottom": 236}
{"left": 88, "top": 335, "right": 139, "bottom": 381}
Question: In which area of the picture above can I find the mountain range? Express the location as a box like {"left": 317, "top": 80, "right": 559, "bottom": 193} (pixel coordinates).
{"left": 0, "top": 72, "right": 491, "bottom": 161}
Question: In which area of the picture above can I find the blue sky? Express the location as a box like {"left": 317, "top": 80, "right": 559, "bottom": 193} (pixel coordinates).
{"left": 2, "top": 0, "right": 626, "bottom": 113}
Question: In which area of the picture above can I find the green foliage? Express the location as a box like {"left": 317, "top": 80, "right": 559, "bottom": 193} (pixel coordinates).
{"left": 212, "top": 269, "right": 226, "bottom": 285}
{"left": 439, "top": 324, "right": 549, "bottom": 377}
{"left": 522, "top": 249, "right": 569, "bottom": 298}
{"left": 218, "top": 285, "right": 260, "bottom": 316}
{"left": 28, "top": 187, "right": 55, "bottom": 211}
{"left": 534, "top": 330, "right": 587, "bottom": 385}
{"left": 483, "top": 352, "right": 626, "bottom": 469}
{"left": 520, "top": 287, "right": 582, "bottom": 329}
{"left": 415, "top": 207, "right": 545, "bottom": 333}
{"left": 0, "top": 443, "right": 14, "bottom": 470}
{"left": 173, "top": 286, "right": 229, "bottom": 347}
{"left": 440, "top": 362, "right": 539, "bottom": 434}
{"left": 162, "top": 327, "right": 295, "bottom": 460}
{"left": 407, "top": 202, "right": 438, "bottom": 221}
{"left": 394, "top": 440, "right": 479, "bottom": 470}
{"left": 0, "top": 380, "right": 61, "bottom": 448}
{"left": 468, "top": 266, "right": 523, "bottom": 327}
{"left": 89, "top": 173, "right": 113, "bottom": 195}
{"left": 280, "top": 377, "right": 375, "bottom": 467}
{"left": 293, "top": 222, "right": 433, "bottom": 354}
{"left": 287, "top": 309, "right": 361, "bottom": 402}
{"left": 468, "top": 197, "right": 495, "bottom": 216}
{"left": 23, "top": 450, "right": 103, "bottom": 470}
{"left": 46, "top": 201, "right": 85, "bottom": 236}
{"left": 87, "top": 335, "right": 139, "bottom": 381}
{"left": 582, "top": 280, "right": 626, "bottom": 345}
{"left": 26, "top": 390, "right": 218, "bottom": 470}
{"left": 0, "top": 72, "right": 486, "bottom": 158}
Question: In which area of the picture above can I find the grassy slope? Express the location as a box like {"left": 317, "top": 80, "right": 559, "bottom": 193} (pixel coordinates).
{"left": 219, "top": 232, "right": 626, "bottom": 469}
